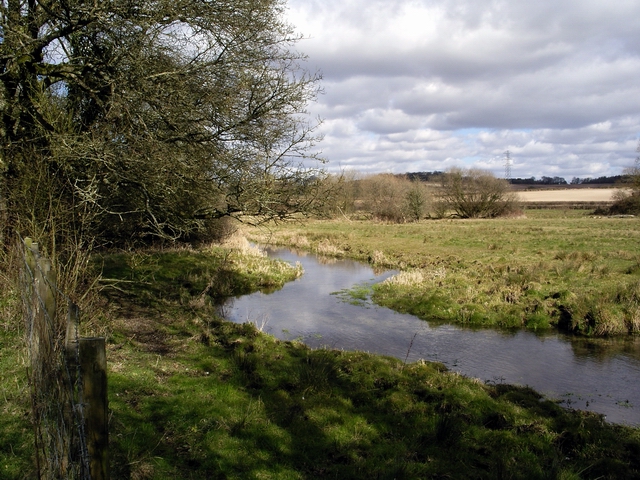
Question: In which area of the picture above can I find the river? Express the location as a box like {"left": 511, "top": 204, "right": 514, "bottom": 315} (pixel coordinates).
{"left": 224, "top": 246, "right": 640, "bottom": 426}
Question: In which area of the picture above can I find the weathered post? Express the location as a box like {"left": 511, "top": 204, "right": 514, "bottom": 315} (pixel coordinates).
{"left": 24, "top": 238, "right": 57, "bottom": 370}
{"left": 23, "top": 238, "right": 109, "bottom": 478}
{"left": 24, "top": 238, "right": 59, "bottom": 476}
{"left": 65, "top": 302, "right": 80, "bottom": 361}
{"left": 64, "top": 301, "right": 81, "bottom": 473}
{"left": 79, "top": 337, "right": 109, "bottom": 480}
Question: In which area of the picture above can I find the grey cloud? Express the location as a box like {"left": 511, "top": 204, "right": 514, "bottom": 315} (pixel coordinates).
{"left": 356, "top": 109, "right": 422, "bottom": 134}
{"left": 288, "top": 0, "right": 640, "bottom": 177}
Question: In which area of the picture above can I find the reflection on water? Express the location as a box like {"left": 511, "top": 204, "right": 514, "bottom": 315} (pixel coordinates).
{"left": 224, "top": 246, "right": 640, "bottom": 426}
{"left": 570, "top": 336, "right": 640, "bottom": 360}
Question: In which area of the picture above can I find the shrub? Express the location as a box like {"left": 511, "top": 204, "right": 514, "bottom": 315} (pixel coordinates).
{"left": 358, "top": 174, "right": 432, "bottom": 223}
{"left": 598, "top": 155, "right": 640, "bottom": 215}
{"left": 436, "top": 168, "right": 520, "bottom": 218}
{"left": 404, "top": 183, "right": 430, "bottom": 221}
{"left": 598, "top": 190, "right": 640, "bottom": 215}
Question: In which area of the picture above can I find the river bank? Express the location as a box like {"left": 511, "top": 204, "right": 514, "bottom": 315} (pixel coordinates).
{"left": 225, "top": 246, "right": 640, "bottom": 425}
{"left": 2, "top": 235, "right": 640, "bottom": 478}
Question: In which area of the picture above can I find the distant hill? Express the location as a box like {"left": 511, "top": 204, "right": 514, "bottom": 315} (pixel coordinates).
{"left": 401, "top": 172, "right": 630, "bottom": 186}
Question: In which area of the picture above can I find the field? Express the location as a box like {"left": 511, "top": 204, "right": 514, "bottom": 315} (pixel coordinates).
{"left": 2, "top": 225, "right": 640, "bottom": 478}
{"left": 247, "top": 209, "right": 640, "bottom": 335}
{"left": 516, "top": 188, "right": 620, "bottom": 203}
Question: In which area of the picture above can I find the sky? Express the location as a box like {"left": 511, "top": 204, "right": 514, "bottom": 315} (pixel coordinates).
{"left": 286, "top": 0, "right": 640, "bottom": 180}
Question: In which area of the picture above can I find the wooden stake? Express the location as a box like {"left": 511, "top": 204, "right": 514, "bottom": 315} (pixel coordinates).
{"left": 79, "top": 338, "right": 109, "bottom": 480}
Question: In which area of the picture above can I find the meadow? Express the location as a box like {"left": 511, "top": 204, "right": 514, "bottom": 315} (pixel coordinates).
{"left": 247, "top": 209, "right": 640, "bottom": 336}
{"left": 2, "top": 214, "right": 640, "bottom": 478}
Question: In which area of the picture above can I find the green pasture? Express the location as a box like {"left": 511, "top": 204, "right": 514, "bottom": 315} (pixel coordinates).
{"left": 2, "top": 222, "right": 640, "bottom": 478}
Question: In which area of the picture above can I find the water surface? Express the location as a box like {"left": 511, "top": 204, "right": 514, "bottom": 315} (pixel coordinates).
{"left": 224, "top": 247, "right": 640, "bottom": 425}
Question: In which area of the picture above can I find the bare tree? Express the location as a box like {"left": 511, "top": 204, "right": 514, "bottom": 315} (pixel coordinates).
{"left": 0, "top": 0, "right": 325, "bottom": 249}
{"left": 352, "top": 174, "right": 431, "bottom": 222}
{"left": 359, "top": 174, "right": 409, "bottom": 222}
{"left": 436, "top": 168, "right": 519, "bottom": 218}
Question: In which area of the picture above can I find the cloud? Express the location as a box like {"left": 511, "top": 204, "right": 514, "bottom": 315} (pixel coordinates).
{"left": 288, "top": 0, "right": 640, "bottom": 178}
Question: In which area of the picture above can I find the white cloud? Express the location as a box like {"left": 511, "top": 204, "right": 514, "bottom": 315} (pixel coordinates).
{"left": 288, "top": 0, "right": 640, "bottom": 178}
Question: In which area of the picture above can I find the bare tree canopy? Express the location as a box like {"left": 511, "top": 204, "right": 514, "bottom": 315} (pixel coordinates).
{"left": 0, "top": 0, "right": 325, "bottom": 247}
{"left": 436, "top": 168, "right": 519, "bottom": 218}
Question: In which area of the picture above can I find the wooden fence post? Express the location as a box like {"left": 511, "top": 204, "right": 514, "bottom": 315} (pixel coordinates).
{"left": 64, "top": 302, "right": 81, "bottom": 474}
{"left": 79, "top": 337, "right": 109, "bottom": 480}
{"left": 23, "top": 237, "right": 109, "bottom": 479}
{"left": 24, "top": 238, "right": 57, "bottom": 370}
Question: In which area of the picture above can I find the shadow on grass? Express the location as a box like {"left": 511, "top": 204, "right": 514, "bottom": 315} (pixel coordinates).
{"left": 107, "top": 317, "right": 640, "bottom": 480}
{"left": 95, "top": 247, "right": 298, "bottom": 311}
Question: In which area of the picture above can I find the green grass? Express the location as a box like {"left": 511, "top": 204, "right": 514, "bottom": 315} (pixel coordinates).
{"left": 0, "top": 275, "right": 34, "bottom": 479}
{"left": 106, "top": 323, "right": 640, "bottom": 479}
{"left": 248, "top": 210, "right": 640, "bottom": 336}
{"left": 96, "top": 243, "right": 302, "bottom": 307}
{"left": 2, "top": 232, "right": 640, "bottom": 478}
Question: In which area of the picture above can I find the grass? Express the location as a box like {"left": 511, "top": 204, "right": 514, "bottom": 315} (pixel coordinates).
{"left": 0, "top": 279, "right": 32, "bottom": 479}
{"left": 247, "top": 210, "right": 640, "bottom": 336}
{"left": 106, "top": 328, "right": 640, "bottom": 479}
{"left": 96, "top": 238, "right": 302, "bottom": 307}
{"left": 331, "top": 282, "right": 375, "bottom": 307}
{"left": 0, "top": 244, "right": 44, "bottom": 479}
{"left": 2, "top": 227, "right": 640, "bottom": 478}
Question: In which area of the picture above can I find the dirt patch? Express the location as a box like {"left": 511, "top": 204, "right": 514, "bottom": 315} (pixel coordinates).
{"left": 112, "top": 315, "right": 174, "bottom": 355}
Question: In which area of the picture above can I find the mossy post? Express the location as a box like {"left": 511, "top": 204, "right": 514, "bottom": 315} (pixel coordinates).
{"left": 79, "top": 337, "right": 109, "bottom": 480}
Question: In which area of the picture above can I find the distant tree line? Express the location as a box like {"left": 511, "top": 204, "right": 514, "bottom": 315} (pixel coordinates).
{"left": 509, "top": 177, "right": 568, "bottom": 185}
{"left": 403, "top": 171, "right": 445, "bottom": 182}
{"left": 402, "top": 173, "right": 630, "bottom": 186}
{"left": 570, "top": 175, "right": 631, "bottom": 185}
{"left": 404, "top": 172, "right": 570, "bottom": 185}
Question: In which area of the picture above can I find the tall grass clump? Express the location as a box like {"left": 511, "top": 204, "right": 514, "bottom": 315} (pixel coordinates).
{"left": 559, "top": 281, "right": 640, "bottom": 335}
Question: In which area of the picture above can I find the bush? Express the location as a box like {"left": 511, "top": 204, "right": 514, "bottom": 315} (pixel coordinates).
{"left": 404, "top": 183, "right": 430, "bottom": 221}
{"left": 436, "top": 168, "right": 520, "bottom": 218}
{"left": 606, "top": 191, "right": 640, "bottom": 215}
{"left": 185, "top": 217, "right": 239, "bottom": 245}
{"left": 358, "top": 174, "right": 431, "bottom": 223}
{"left": 594, "top": 162, "right": 640, "bottom": 215}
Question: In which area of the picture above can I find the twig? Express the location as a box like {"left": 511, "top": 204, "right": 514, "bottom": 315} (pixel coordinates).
{"left": 402, "top": 332, "right": 418, "bottom": 370}
{"left": 337, "top": 206, "right": 352, "bottom": 222}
